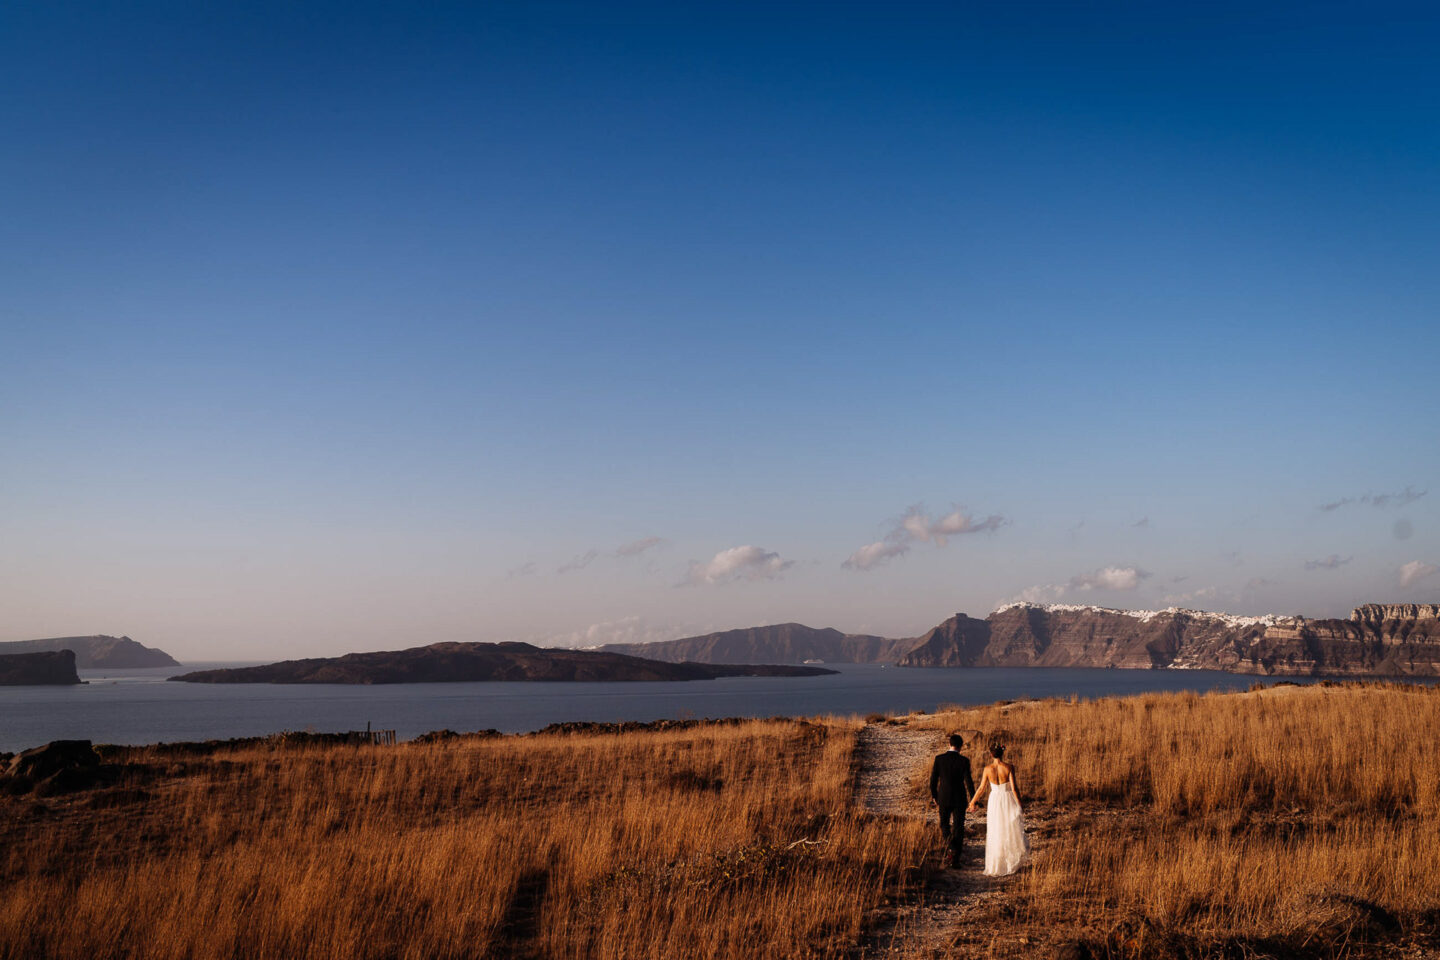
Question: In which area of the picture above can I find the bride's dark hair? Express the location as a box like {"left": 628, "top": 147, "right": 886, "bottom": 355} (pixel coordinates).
{"left": 989, "top": 742, "right": 1006, "bottom": 760}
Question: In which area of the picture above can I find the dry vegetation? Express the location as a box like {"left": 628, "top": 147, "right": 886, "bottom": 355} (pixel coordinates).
{"left": 2, "top": 682, "right": 1438, "bottom": 959}
{"left": 0, "top": 719, "right": 929, "bottom": 960}
{"left": 910, "top": 682, "right": 1440, "bottom": 958}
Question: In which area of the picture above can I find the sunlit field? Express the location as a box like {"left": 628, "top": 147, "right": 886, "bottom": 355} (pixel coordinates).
{"left": 910, "top": 682, "right": 1440, "bottom": 958}
{"left": 0, "top": 719, "right": 928, "bottom": 960}
{"left": 3, "top": 684, "right": 1438, "bottom": 959}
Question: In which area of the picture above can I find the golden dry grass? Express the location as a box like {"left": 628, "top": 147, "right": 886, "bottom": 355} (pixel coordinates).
{"left": 0, "top": 719, "right": 929, "bottom": 960}
{"left": 911, "top": 682, "right": 1440, "bottom": 958}
{"left": 4, "top": 682, "right": 1438, "bottom": 959}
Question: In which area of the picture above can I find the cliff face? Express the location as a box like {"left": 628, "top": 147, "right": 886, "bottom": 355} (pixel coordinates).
{"left": 898, "top": 603, "right": 1440, "bottom": 677}
{"left": 0, "top": 636, "right": 179, "bottom": 668}
{"left": 0, "top": 650, "right": 82, "bottom": 685}
{"left": 1351, "top": 604, "right": 1440, "bottom": 623}
{"left": 168, "top": 642, "right": 837, "bottom": 684}
{"left": 1238, "top": 613, "right": 1440, "bottom": 676}
{"left": 602, "top": 623, "right": 920, "bottom": 664}
{"left": 899, "top": 607, "right": 1274, "bottom": 670}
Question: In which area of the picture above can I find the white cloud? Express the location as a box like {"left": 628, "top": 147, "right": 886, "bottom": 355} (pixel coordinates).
{"left": 843, "top": 503, "right": 1006, "bottom": 571}
{"left": 1007, "top": 565, "right": 1150, "bottom": 605}
{"left": 1303, "top": 554, "right": 1352, "bottom": 571}
{"left": 684, "top": 545, "right": 794, "bottom": 585}
{"left": 1008, "top": 583, "right": 1066, "bottom": 604}
{"left": 614, "top": 536, "right": 666, "bottom": 558}
{"left": 1399, "top": 560, "right": 1439, "bottom": 589}
{"left": 915, "top": 506, "right": 1007, "bottom": 545}
{"left": 1070, "top": 566, "right": 1150, "bottom": 592}
{"left": 843, "top": 539, "right": 910, "bottom": 571}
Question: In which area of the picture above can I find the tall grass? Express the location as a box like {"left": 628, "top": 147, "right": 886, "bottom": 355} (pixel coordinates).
{"left": 917, "top": 683, "right": 1440, "bottom": 955}
{"left": 0, "top": 719, "right": 930, "bottom": 960}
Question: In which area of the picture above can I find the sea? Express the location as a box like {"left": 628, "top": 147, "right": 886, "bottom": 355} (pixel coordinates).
{"left": 7, "top": 663, "right": 1431, "bottom": 754}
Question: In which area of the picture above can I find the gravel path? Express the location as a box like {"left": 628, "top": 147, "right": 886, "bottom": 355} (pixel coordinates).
{"left": 854, "top": 722, "right": 1006, "bottom": 959}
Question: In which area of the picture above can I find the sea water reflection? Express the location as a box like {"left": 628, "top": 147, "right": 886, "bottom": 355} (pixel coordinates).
{"left": 2, "top": 663, "right": 1430, "bottom": 752}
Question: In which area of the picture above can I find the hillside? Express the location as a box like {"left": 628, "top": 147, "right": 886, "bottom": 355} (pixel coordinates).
{"left": 601, "top": 623, "right": 920, "bottom": 664}
{"left": 168, "top": 641, "right": 836, "bottom": 684}
{"left": 0, "top": 635, "right": 179, "bottom": 669}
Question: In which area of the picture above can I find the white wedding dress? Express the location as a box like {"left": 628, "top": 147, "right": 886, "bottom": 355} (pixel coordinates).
{"left": 983, "top": 778, "right": 1029, "bottom": 876}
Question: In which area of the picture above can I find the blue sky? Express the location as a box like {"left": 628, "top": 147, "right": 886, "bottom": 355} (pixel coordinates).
{"left": 3, "top": 2, "right": 1438, "bottom": 658}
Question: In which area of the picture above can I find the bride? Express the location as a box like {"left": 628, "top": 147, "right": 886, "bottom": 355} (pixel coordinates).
{"left": 967, "top": 741, "right": 1029, "bottom": 876}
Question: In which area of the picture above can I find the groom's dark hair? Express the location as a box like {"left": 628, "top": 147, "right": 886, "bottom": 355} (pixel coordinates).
{"left": 948, "top": 733, "right": 964, "bottom": 749}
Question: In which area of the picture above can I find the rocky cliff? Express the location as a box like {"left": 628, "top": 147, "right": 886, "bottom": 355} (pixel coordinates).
{"left": 1351, "top": 603, "right": 1440, "bottom": 623}
{"left": 601, "top": 623, "right": 919, "bottom": 664}
{"left": 899, "top": 603, "right": 1440, "bottom": 677}
{"left": 168, "top": 642, "right": 837, "bottom": 684}
{"left": 0, "top": 650, "right": 82, "bottom": 685}
{"left": 0, "top": 635, "right": 179, "bottom": 668}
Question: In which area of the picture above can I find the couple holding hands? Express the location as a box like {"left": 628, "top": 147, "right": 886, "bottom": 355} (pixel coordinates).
{"left": 928, "top": 733, "right": 1029, "bottom": 876}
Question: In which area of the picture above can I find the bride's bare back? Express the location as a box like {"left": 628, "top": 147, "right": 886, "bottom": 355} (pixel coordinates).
{"left": 984, "top": 759, "right": 1016, "bottom": 786}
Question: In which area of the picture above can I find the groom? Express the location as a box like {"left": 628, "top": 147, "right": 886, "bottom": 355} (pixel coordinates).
{"left": 929, "top": 732, "right": 975, "bottom": 868}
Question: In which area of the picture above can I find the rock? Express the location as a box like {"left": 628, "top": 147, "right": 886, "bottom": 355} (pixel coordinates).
{"left": 4, "top": 740, "right": 117, "bottom": 795}
{"left": 8, "top": 740, "right": 100, "bottom": 780}
{"left": 0, "top": 650, "right": 82, "bottom": 685}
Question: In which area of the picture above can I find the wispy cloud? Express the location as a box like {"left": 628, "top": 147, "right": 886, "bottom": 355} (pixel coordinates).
{"left": 1399, "top": 560, "right": 1439, "bottom": 589}
{"left": 615, "top": 536, "right": 666, "bottom": 558}
{"left": 506, "top": 561, "right": 537, "bottom": 580}
{"left": 1132, "top": 516, "right": 1150, "bottom": 529}
{"left": 844, "top": 504, "right": 1006, "bottom": 571}
{"left": 1319, "top": 486, "right": 1427, "bottom": 512}
{"left": 1304, "top": 554, "right": 1352, "bottom": 571}
{"left": 555, "top": 537, "right": 667, "bottom": 574}
{"left": 1243, "top": 577, "right": 1277, "bottom": 591}
{"left": 556, "top": 550, "right": 599, "bottom": 574}
{"left": 684, "top": 545, "right": 794, "bottom": 585}
{"left": 843, "top": 539, "right": 910, "bottom": 571}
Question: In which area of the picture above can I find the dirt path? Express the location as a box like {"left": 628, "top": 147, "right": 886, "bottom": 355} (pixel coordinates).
{"left": 853, "top": 722, "right": 1008, "bottom": 959}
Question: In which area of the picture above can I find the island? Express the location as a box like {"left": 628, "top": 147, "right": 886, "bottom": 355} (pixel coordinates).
{"left": 0, "top": 650, "right": 82, "bottom": 685}
{"left": 167, "top": 641, "right": 837, "bottom": 684}
{"left": 0, "top": 635, "right": 179, "bottom": 669}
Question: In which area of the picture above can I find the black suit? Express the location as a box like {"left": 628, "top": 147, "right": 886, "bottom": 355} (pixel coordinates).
{"left": 929, "top": 749, "right": 975, "bottom": 862}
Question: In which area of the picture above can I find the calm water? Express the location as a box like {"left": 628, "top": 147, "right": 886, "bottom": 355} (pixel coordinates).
{"left": 0, "top": 663, "right": 1394, "bottom": 753}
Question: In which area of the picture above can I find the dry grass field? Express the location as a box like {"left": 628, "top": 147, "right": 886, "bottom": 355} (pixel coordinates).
{"left": 908, "top": 682, "right": 1440, "bottom": 958}
{"left": 0, "top": 718, "right": 929, "bottom": 960}
{"left": 2, "top": 682, "right": 1438, "bottom": 959}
